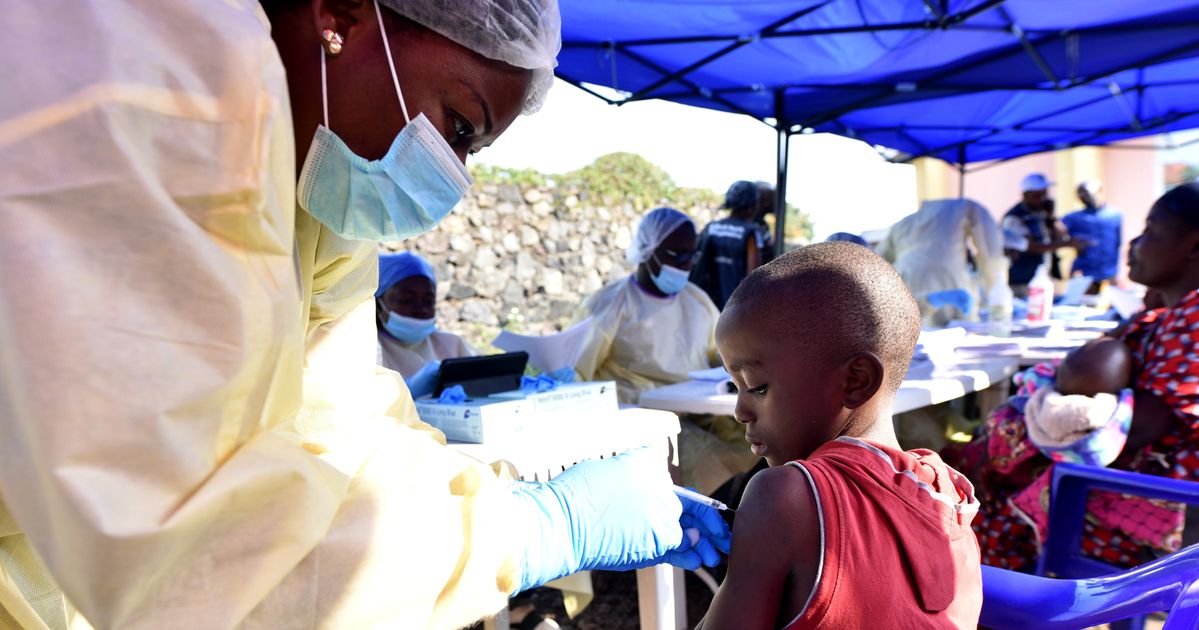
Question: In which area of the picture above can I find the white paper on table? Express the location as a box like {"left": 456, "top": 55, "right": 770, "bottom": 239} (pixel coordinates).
{"left": 1106, "top": 287, "right": 1145, "bottom": 320}
{"left": 918, "top": 327, "right": 968, "bottom": 346}
{"left": 1010, "top": 322, "right": 1058, "bottom": 337}
{"left": 491, "top": 317, "right": 595, "bottom": 373}
{"left": 917, "top": 327, "right": 967, "bottom": 365}
{"left": 943, "top": 320, "right": 992, "bottom": 334}
{"left": 905, "top": 357, "right": 937, "bottom": 379}
{"left": 1059, "top": 276, "right": 1093, "bottom": 306}
{"left": 688, "top": 366, "right": 731, "bottom": 381}
{"left": 1064, "top": 320, "right": 1120, "bottom": 332}
{"left": 954, "top": 342, "right": 1024, "bottom": 357}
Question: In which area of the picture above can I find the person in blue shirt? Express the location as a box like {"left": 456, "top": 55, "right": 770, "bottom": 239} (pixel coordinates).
{"left": 1062, "top": 180, "right": 1122, "bottom": 292}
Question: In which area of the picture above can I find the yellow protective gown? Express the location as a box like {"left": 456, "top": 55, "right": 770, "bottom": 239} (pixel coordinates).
{"left": 0, "top": 2, "right": 521, "bottom": 628}
{"left": 572, "top": 277, "right": 720, "bottom": 404}
{"left": 878, "top": 198, "right": 1006, "bottom": 327}
{"left": 572, "top": 278, "right": 751, "bottom": 493}
{"left": 378, "top": 331, "right": 477, "bottom": 378}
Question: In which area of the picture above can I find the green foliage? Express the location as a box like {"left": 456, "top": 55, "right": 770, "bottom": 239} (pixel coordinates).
{"left": 675, "top": 186, "right": 724, "bottom": 210}
{"left": 469, "top": 164, "right": 548, "bottom": 188}
{"left": 784, "top": 203, "right": 815, "bottom": 242}
{"left": 560, "top": 152, "right": 682, "bottom": 208}
{"left": 474, "top": 152, "right": 724, "bottom": 210}
{"left": 457, "top": 321, "right": 502, "bottom": 355}
{"left": 473, "top": 152, "right": 812, "bottom": 238}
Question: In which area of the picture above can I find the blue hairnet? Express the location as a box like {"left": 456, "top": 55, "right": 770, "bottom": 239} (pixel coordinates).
{"left": 627, "top": 207, "right": 695, "bottom": 264}
{"left": 377, "top": 251, "right": 436, "bottom": 297}
{"left": 826, "top": 232, "right": 868, "bottom": 247}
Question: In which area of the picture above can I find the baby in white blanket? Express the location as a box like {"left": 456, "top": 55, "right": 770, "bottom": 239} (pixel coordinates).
{"left": 1024, "top": 338, "right": 1134, "bottom": 464}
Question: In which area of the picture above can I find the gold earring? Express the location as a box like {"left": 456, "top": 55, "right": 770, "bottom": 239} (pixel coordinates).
{"left": 322, "top": 28, "right": 344, "bottom": 56}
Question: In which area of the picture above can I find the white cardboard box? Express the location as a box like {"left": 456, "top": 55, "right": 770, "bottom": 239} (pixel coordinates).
{"left": 490, "top": 381, "right": 618, "bottom": 416}
{"left": 415, "top": 397, "right": 535, "bottom": 443}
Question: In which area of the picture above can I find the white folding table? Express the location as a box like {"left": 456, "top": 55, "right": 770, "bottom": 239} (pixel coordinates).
{"left": 637, "top": 356, "right": 1019, "bottom": 418}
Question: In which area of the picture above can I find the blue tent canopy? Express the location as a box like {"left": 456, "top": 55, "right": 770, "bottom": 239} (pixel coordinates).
{"left": 556, "top": 0, "right": 1199, "bottom": 241}
{"left": 556, "top": 0, "right": 1199, "bottom": 165}
{"left": 827, "top": 56, "right": 1199, "bottom": 165}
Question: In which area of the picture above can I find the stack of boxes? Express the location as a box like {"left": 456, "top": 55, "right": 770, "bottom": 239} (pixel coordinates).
{"left": 414, "top": 381, "right": 618, "bottom": 442}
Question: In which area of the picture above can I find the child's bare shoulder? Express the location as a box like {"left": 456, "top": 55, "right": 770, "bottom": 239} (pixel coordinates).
{"left": 736, "top": 464, "right": 822, "bottom": 574}
{"left": 739, "top": 464, "right": 816, "bottom": 522}
{"left": 707, "top": 464, "right": 822, "bottom": 628}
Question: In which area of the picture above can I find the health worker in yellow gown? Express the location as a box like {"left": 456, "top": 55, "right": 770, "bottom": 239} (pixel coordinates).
{"left": 0, "top": 1, "right": 729, "bottom": 628}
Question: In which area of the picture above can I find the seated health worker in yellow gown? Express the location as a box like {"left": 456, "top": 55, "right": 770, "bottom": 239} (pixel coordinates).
{"left": 376, "top": 251, "right": 476, "bottom": 378}
{"left": 573, "top": 207, "right": 720, "bottom": 404}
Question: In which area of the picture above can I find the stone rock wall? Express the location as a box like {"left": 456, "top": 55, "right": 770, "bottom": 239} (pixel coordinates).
{"left": 382, "top": 182, "right": 723, "bottom": 350}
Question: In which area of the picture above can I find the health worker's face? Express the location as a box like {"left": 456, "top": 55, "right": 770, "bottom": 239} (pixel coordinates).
{"left": 328, "top": 11, "right": 532, "bottom": 164}
{"left": 381, "top": 275, "right": 436, "bottom": 320}
{"left": 278, "top": 1, "right": 534, "bottom": 169}
{"left": 646, "top": 222, "right": 699, "bottom": 277}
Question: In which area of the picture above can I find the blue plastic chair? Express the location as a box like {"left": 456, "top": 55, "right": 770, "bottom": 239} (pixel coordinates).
{"left": 981, "top": 544, "right": 1199, "bottom": 629}
{"left": 1035, "top": 463, "right": 1199, "bottom": 628}
{"left": 1040, "top": 463, "right": 1199, "bottom": 578}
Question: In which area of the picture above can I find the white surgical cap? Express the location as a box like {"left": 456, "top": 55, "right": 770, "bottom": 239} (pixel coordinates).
{"left": 378, "top": 0, "right": 561, "bottom": 114}
{"left": 627, "top": 207, "right": 694, "bottom": 265}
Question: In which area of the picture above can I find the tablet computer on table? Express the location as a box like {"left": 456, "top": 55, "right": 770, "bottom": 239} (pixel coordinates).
{"left": 434, "top": 351, "right": 529, "bottom": 397}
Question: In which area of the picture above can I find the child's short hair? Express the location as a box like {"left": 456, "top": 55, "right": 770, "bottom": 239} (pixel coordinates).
{"left": 725, "top": 241, "right": 921, "bottom": 391}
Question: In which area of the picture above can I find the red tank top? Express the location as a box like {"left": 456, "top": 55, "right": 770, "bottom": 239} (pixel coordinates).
{"left": 782, "top": 437, "right": 982, "bottom": 629}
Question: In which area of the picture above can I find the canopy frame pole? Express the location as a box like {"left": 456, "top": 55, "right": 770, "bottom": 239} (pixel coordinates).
{"left": 616, "top": 47, "right": 767, "bottom": 121}
{"left": 999, "top": 7, "right": 1060, "bottom": 87}
{"left": 957, "top": 146, "right": 967, "bottom": 199}
{"left": 774, "top": 126, "right": 791, "bottom": 254}
{"left": 773, "top": 89, "right": 791, "bottom": 253}
{"left": 622, "top": 2, "right": 833, "bottom": 103}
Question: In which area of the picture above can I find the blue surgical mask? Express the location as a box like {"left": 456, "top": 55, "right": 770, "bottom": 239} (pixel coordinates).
{"left": 296, "top": 0, "right": 472, "bottom": 242}
{"left": 383, "top": 312, "right": 437, "bottom": 344}
{"left": 650, "top": 258, "right": 691, "bottom": 295}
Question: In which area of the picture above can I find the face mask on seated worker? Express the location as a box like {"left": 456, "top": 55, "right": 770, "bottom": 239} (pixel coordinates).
{"left": 383, "top": 312, "right": 437, "bottom": 344}
{"left": 650, "top": 255, "right": 691, "bottom": 295}
{"left": 297, "top": 0, "right": 472, "bottom": 242}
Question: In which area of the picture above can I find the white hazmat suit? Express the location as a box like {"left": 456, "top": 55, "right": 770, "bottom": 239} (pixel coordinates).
{"left": 574, "top": 208, "right": 720, "bottom": 404}
{"left": 573, "top": 279, "right": 720, "bottom": 404}
{"left": 879, "top": 198, "right": 1006, "bottom": 327}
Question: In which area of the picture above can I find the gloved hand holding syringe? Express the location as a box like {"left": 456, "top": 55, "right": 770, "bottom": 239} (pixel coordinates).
{"left": 674, "top": 485, "right": 736, "bottom": 528}
{"left": 509, "top": 448, "right": 733, "bottom": 594}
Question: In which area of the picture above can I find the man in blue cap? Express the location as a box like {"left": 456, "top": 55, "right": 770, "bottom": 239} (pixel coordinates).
{"left": 691, "top": 180, "right": 769, "bottom": 309}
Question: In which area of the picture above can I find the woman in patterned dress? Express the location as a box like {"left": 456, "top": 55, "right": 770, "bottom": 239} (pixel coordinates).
{"left": 948, "top": 183, "right": 1199, "bottom": 571}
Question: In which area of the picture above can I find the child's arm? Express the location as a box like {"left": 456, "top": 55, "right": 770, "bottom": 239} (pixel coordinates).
{"left": 697, "top": 465, "right": 821, "bottom": 630}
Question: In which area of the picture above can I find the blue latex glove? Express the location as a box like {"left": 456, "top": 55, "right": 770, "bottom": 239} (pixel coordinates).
{"left": 436, "top": 384, "right": 467, "bottom": 404}
{"left": 510, "top": 448, "right": 730, "bottom": 593}
{"left": 520, "top": 374, "right": 559, "bottom": 393}
{"left": 545, "top": 367, "right": 576, "bottom": 384}
{"left": 403, "top": 360, "right": 441, "bottom": 399}
{"left": 927, "top": 288, "right": 975, "bottom": 317}
{"left": 1012, "top": 297, "right": 1029, "bottom": 321}
{"left": 675, "top": 487, "right": 730, "bottom": 568}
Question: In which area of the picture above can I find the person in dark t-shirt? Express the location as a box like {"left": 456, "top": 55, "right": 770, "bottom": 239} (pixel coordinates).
{"left": 692, "top": 180, "right": 768, "bottom": 309}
